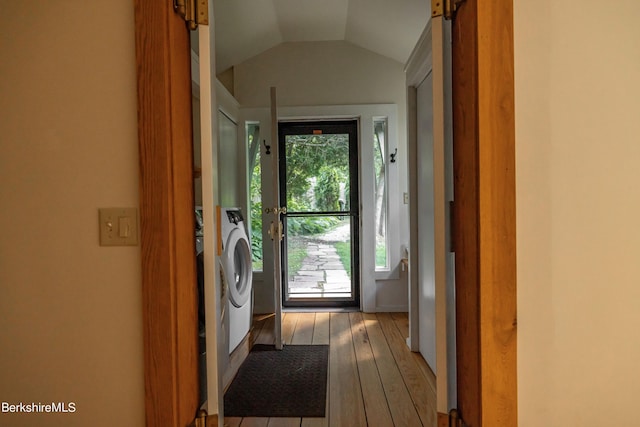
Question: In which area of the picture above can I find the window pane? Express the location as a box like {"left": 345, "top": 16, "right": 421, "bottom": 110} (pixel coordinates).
{"left": 247, "top": 123, "right": 263, "bottom": 271}
{"left": 285, "top": 214, "right": 352, "bottom": 299}
{"left": 374, "top": 119, "right": 389, "bottom": 269}
{"left": 284, "top": 134, "right": 350, "bottom": 213}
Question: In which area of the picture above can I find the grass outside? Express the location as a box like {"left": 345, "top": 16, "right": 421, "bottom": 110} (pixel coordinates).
{"left": 375, "top": 243, "right": 387, "bottom": 269}
{"left": 335, "top": 242, "right": 387, "bottom": 277}
{"left": 286, "top": 237, "right": 308, "bottom": 278}
{"left": 334, "top": 242, "right": 351, "bottom": 278}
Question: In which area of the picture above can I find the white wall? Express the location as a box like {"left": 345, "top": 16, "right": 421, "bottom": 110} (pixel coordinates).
{"left": 515, "top": 1, "right": 640, "bottom": 425}
{"left": 235, "top": 41, "right": 410, "bottom": 312}
{"left": 217, "top": 81, "right": 242, "bottom": 209}
{"left": 0, "top": 2, "right": 144, "bottom": 426}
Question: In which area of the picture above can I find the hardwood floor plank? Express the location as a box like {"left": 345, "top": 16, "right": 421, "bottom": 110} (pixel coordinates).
{"left": 377, "top": 313, "right": 436, "bottom": 426}
{"left": 411, "top": 350, "right": 437, "bottom": 398}
{"left": 291, "top": 312, "right": 315, "bottom": 345}
{"left": 329, "top": 313, "right": 367, "bottom": 427}
{"left": 302, "top": 313, "right": 329, "bottom": 427}
{"left": 349, "top": 312, "right": 394, "bottom": 427}
{"left": 239, "top": 418, "right": 269, "bottom": 427}
{"left": 266, "top": 418, "right": 301, "bottom": 427}
{"left": 387, "top": 312, "right": 437, "bottom": 395}
{"left": 255, "top": 314, "right": 275, "bottom": 345}
{"left": 282, "top": 312, "right": 299, "bottom": 344}
{"left": 386, "top": 312, "right": 437, "bottom": 397}
{"left": 251, "top": 316, "right": 268, "bottom": 345}
{"left": 300, "top": 417, "right": 327, "bottom": 427}
{"left": 363, "top": 313, "right": 422, "bottom": 426}
{"left": 390, "top": 312, "right": 410, "bottom": 337}
{"left": 438, "top": 412, "right": 449, "bottom": 427}
{"left": 312, "top": 312, "right": 330, "bottom": 345}
{"left": 224, "top": 417, "right": 242, "bottom": 427}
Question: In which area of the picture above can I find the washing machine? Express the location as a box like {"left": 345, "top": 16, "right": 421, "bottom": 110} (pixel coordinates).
{"left": 220, "top": 208, "right": 253, "bottom": 354}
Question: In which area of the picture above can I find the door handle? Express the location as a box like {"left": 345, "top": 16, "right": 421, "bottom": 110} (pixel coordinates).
{"left": 268, "top": 221, "right": 276, "bottom": 241}
{"left": 277, "top": 220, "right": 284, "bottom": 241}
{"left": 264, "top": 206, "right": 287, "bottom": 215}
{"left": 267, "top": 221, "right": 284, "bottom": 241}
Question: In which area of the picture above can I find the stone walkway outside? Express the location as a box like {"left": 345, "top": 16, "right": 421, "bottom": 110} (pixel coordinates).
{"left": 287, "top": 223, "right": 351, "bottom": 297}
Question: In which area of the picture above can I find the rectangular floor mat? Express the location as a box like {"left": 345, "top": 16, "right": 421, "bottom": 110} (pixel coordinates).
{"left": 224, "top": 344, "right": 329, "bottom": 418}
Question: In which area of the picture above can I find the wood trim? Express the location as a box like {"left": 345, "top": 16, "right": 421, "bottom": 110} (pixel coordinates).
{"left": 476, "top": 0, "right": 518, "bottom": 424}
{"left": 452, "top": 0, "right": 517, "bottom": 425}
{"left": 134, "top": 1, "right": 199, "bottom": 426}
{"left": 452, "top": 0, "right": 481, "bottom": 424}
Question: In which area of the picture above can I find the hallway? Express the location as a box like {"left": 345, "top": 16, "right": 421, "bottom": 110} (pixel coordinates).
{"left": 224, "top": 312, "right": 436, "bottom": 427}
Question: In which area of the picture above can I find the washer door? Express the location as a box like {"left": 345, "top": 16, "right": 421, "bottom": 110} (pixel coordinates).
{"left": 223, "top": 228, "right": 252, "bottom": 308}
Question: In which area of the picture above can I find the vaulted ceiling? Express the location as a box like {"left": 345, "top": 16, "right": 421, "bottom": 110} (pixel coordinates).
{"left": 213, "top": 0, "right": 429, "bottom": 73}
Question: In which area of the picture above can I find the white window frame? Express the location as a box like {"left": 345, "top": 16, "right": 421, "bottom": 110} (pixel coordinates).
{"left": 373, "top": 116, "right": 391, "bottom": 272}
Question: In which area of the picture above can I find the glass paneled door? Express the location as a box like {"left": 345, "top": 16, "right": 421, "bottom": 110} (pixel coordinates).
{"left": 278, "top": 120, "right": 359, "bottom": 308}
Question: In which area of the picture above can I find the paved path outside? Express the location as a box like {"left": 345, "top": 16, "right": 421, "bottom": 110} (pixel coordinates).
{"left": 287, "top": 223, "right": 351, "bottom": 296}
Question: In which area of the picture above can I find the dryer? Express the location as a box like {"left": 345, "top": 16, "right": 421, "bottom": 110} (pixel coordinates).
{"left": 220, "top": 208, "right": 253, "bottom": 354}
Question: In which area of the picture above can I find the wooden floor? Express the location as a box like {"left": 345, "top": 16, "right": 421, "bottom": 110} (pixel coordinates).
{"left": 223, "top": 312, "right": 437, "bottom": 427}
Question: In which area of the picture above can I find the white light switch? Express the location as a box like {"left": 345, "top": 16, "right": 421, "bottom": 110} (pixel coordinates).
{"left": 403, "top": 192, "right": 409, "bottom": 204}
{"left": 99, "top": 208, "right": 138, "bottom": 246}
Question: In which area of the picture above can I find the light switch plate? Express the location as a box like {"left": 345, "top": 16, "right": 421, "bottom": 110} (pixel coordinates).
{"left": 99, "top": 208, "right": 139, "bottom": 246}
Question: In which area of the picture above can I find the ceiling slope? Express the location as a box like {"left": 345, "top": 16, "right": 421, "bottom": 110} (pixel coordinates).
{"left": 214, "top": 0, "right": 429, "bottom": 73}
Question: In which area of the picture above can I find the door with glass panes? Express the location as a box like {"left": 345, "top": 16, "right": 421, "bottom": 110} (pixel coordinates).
{"left": 278, "top": 120, "right": 359, "bottom": 308}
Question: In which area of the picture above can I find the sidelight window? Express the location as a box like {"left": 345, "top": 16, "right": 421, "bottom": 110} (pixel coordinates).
{"left": 373, "top": 118, "right": 389, "bottom": 270}
{"left": 246, "top": 122, "right": 263, "bottom": 271}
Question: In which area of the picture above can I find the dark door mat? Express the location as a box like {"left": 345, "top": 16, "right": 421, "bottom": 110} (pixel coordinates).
{"left": 224, "top": 344, "right": 329, "bottom": 418}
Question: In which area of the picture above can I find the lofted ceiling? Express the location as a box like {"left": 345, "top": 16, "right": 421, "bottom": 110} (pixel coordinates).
{"left": 213, "top": 0, "right": 430, "bottom": 74}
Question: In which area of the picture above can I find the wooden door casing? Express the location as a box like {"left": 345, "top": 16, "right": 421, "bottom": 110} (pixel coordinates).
{"left": 452, "top": 0, "right": 517, "bottom": 425}
{"left": 134, "top": 1, "right": 199, "bottom": 425}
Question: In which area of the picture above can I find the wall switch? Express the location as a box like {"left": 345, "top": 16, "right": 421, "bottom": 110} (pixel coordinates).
{"left": 403, "top": 192, "right": 409, "bottom": 204}
{"left": 99, "top": 208, "right": 139, "bottom": 246}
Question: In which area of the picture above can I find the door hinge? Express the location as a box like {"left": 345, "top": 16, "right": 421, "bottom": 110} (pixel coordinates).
{"left": 431, "top": 0, "right": 466, "bottom": 20}
{"left": 450, "top": 408, "right": 466, "bottom": 427}
{"left": 173, "top": 0, "right": 208, "bottom": 30}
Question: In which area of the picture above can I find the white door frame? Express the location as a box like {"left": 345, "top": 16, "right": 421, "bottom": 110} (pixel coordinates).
{"left": 405, "top": 16, "right": 456, "bottom": 414}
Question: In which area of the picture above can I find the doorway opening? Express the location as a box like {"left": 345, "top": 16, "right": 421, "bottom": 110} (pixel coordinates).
{"left": 278, "top": 120, "right": 360, "bottom": 308}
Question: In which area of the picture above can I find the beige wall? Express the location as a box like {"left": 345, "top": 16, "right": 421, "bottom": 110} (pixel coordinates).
{"left": 234, "top": 41, "right": 406, "bottom": 111}
{"left": 515, "top": 1, "right": 640, "bottom": 425}
{"left": 0, "top": 2, "right": 144, "bottom": 426}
